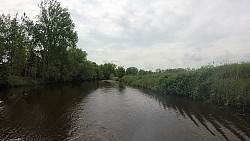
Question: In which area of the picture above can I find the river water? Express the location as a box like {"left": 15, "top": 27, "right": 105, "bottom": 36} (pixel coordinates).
{"left": 0, "top": 81, "right": 249, "bottom": 141}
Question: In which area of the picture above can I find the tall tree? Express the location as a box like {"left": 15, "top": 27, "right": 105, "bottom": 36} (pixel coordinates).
{"left": 0, "top": 14, "right": 9, "bottom": 85}
{"left": 34, "top": 0, "right": 78, "bottom": 81}
{"left": 21, "top": 13, "right": 39, "bottom": 78}
{"left": 0, "top": 14, "right": 27, "bottom": 76}
{"left": 0, "top": 14, "right": 8, "bottom": 65}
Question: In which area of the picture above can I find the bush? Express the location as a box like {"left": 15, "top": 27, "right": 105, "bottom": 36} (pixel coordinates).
{"left": 121, "top": 62, "right": 250, "bottom": 109}
{"left": 6, "top": 75, "right": 39, "bottom": 87}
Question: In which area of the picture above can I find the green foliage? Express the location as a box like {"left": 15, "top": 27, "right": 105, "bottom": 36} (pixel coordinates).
{"left": 5, "top": 76, "right": 38, "bottom": 87}
{"left": 0, "top": 14, "right": 28, "bottom": 76}
{"left": 126, "top": 67, "right": 138, "bottom": 75}
{"left": 0, "top": 0, "right": 98, "bottom": 86}
{"left": 33, "top": 0, "right": 78, "bottom": 81}
{"left": 77, "top": 61, "right": 98, "bottom": 80}
{"left": 98, "top": 63, "right": 116, "bottom": 80}
{"left": 116, "top": 66, "right": 125, "bottom": 78}
{"left": 0, "top": 65, "right": 7, "bottom": 86}
{"left": 1, "top": 1, "right": 249, "bottom": 111}
{"left": 68, "top": 48, "right": 87, "bottom": 63}
{"left": 138, "top": 69, "right": 149, "bottom": 75}
{"left": 109, "top": 73, "right": 119, "bottom": 81}
{"left": 122, "top": 63, "right": 250, "bottom": 109}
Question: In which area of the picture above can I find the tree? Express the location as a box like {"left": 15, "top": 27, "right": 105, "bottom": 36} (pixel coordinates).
{"left": 98, "top": 63, "right": 116, "bottom": 80}
{"left": 0, "top": 14, "right": 8, "bottom": 85}
{"left": 156, "top": 68, "right": 163, "bottom": 73}
{"left": 0, "top": 13, "right": 35, "bottom": 86}
{"left": 21, "top": 13, "right": 39, "bottom": 78}
{"left": 116, "top": 66, "right": 125, "bottom": 78}
{"left": 0, "top": 0, "right": 103, "bottom": 86}
{"left": 138, "top": 69, "right": 148, "bottom": 75}
{"left": 60, "top": 48, "right": 85, "bottom": 81}
{"left": 78, "top": 61, "right": 98, "bottom": 80}
{"left": 0, "top": 14, "right": 6, "bottom": 64}
{"left": 68, "top": 48, "right": 87, "bottom": 64}
{"left": 126, "top": 67, "right": 138, "bottom": 75}
{"left": 0, "top": 14, "right": 28, "bottom": 76}
{"left": 34, "top": 0, "right": 78, "bottom": 81}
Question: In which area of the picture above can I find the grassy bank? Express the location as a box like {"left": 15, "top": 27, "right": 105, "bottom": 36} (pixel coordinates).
{"left": 121, "top": 63, "right": 250, "bottom": 110}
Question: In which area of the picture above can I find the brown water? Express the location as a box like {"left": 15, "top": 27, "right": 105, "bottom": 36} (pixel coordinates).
{"left": 0, "top": 81, "right": 249, "bottom": 141}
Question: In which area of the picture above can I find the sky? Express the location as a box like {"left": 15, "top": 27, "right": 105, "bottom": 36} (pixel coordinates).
{"left": 1, "top": 0, "right": 250, "bottom": 70}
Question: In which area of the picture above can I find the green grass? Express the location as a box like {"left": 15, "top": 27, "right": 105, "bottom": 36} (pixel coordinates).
{"left": 121, "top": 62, "right": 250, "bottom": 110}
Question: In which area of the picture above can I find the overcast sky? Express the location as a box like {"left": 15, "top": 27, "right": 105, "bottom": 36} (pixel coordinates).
{"left": 1, "top": 0, "right": 250, "bottom": 70}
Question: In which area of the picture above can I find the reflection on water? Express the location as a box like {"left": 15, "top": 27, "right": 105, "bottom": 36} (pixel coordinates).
{"left": 0, "top": 82, "right": 99, "bottom": 140}
{"left": 142, "top": 90, "right": 250, "bottom": 141}
{"left": 0, "top": 81, "right": 249, "bottom": 141}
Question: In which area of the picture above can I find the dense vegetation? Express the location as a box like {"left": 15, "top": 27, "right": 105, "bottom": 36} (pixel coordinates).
{"left": 121, "top": 63, "right": 250, "bottom": 110}
{"left": 0, "top": 0, "right": 123, "bottom": 87}
{"left": 1, "top": 0, "right": 249, "bottom": 110}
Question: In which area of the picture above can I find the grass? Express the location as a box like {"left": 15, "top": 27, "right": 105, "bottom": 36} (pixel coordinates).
{"left": 121, "top": 62, "right": 250, "bottom": 110}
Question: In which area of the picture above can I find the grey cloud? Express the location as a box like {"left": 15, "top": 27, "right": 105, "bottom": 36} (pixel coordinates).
{"left": 184, "top": 53, "right": 204, "bottom": 62}
{"left": 1, "top": 0, "right": 250, "bottom": 70}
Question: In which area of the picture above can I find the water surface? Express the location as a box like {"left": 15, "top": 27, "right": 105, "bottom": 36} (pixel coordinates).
{"left": 0, "top": 82, "right": 249, "bottom": 141}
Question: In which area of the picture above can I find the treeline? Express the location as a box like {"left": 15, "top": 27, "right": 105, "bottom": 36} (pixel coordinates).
{"left": 0, "top": 0, "right": 96, "bottom": 86}
{"left": 0, "top": 0, "right": 128, "bottom": 87}
{"left": 1, "top": 0, "right": 249, "bottom": 110}
{"left": 0, "top": 0, "right": 152, "bottom": 87}
{"left": 121, "top": 63, "right": 250, "bottom": 110}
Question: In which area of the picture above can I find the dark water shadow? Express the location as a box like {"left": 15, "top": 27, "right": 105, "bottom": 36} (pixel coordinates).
{"left": 1, "top": 82, "right": 250, "bottom": 141}
{"left": 0, "top": 81, "right": 99, "bottom": 140}
{"left": 139, "top": 88, "right": 250, "bottom": 141}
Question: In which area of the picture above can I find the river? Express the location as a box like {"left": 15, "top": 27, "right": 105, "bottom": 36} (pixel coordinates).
{"left": 0, "top": 81, "right": 249, "bottom": 141}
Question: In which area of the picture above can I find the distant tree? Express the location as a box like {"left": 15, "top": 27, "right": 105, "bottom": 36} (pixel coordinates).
{"left": 78, "top": 61, "right": 98, "bottom": 80}
{"left": 99, "top": 63, "right": 116, "bottom": 80}
{"left": 138, "top": 69, "right": 148, "bottom": 75}
{"left": 126, "top": 67, "right": 138, "bottom": 75}
{"left": 91, "top": 62, "right": 99, "bottom": 80}
{"left": 98, "top": 64, "right": 104, "bottom": 80}
{"left": 156, "top": 68, "right": 163, "bottom": 73}
{"left": 116, "top": 66, "right": 125, "bottom": 78}
{"left": 61, "top": 48, "right": 87, "bottom": 80}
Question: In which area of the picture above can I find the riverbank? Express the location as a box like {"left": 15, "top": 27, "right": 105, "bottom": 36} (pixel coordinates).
{"left": 1, "top": 81, "right": 249, "bottom": 140}
{"left": 0, "top": 76, "right": 40, "bottom": 88}
{"left": 0, "top": 76, "right": 95, "bottom": 88}
{"left": 101, "top": 80, "right": 119, "bottom": 83}
{"left": 121, "top": 62, "right": 250, "bottom": 111}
